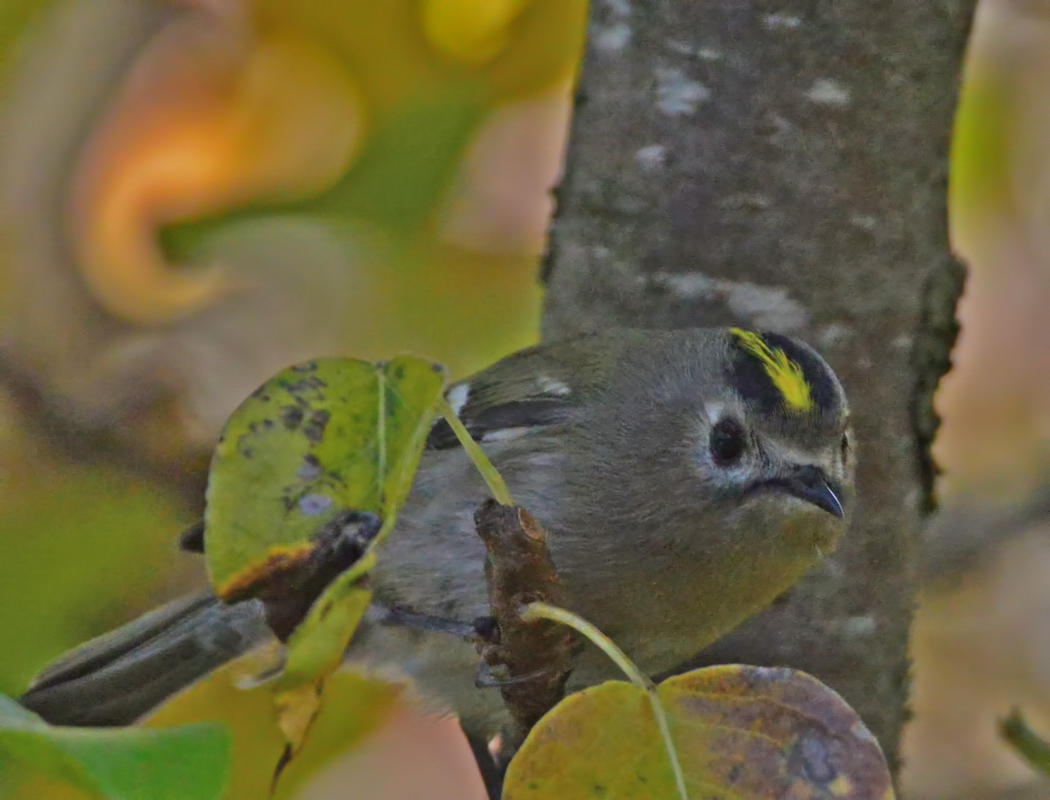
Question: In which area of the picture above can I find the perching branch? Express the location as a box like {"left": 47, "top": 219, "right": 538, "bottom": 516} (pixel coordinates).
{"left": 473, "top": 500, "right": 575, "bottom": 756}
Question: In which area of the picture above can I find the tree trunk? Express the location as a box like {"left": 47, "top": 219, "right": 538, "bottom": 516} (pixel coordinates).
{"left": 542, "top": 0, "right": 976, "bottom": 770}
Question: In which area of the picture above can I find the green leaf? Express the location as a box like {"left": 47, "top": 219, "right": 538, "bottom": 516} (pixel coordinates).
{"left": 278, "top": 552, "right": 377, "bottom": 695}
{"left": 307, "top": 81, "right": 487, "bottom": 234}
{"left": 950, "top": 60, "right": 1016, "bottom": 219}
{"left": 267, "top": 356, "right": 444, "bottom": 765}
{"left": 203, "top": 354, "right": 446, "bottom": 608}
{"left": 201, "top": 354, "right": 444, "bottom": 775}
{"left": 1002, "top": 709, "right": 1050, "bottom": 777}
{"left": 0, "top": 695, "right": 229, "bottom": 800}
{"left": 268, "top": 547, "right": 377, "bottom": 777}
{"left": 503, "top": 665, "right": 895, "bottom": 800}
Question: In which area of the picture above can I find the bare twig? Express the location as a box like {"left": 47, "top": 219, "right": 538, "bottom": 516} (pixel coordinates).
{"left": 473, "top": 500, "right": 575, "bottom": 757}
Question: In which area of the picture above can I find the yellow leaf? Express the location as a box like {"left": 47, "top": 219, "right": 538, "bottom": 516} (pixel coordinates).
{"left": 421, "top": 0, "right": 531, "bottom": 66}
{"left": 144, "top": 657, "right": 400, "bottom": 800}
{"left": 505, "top": 665, "right": 895, "bottom": 800}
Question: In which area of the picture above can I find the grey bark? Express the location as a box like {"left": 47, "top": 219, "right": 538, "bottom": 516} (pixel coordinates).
{"left": 542, "top": 0, "right": 975, "bottom": 770}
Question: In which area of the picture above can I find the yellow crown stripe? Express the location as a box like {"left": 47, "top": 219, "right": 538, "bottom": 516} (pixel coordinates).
{"left": 730, "top": 329, "right": 814, "bottom": 412}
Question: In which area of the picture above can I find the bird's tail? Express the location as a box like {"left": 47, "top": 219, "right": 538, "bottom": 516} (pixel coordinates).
{"left": 20, "top": 590, "right": 273, "bottom": 727}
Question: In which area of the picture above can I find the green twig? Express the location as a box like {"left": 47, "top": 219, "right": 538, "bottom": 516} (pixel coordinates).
{"left": 438, "top": 397, "right": 514, "bottom": 506}
{"left": 522, "top": 602, "right": 689, "bottom": 800}
{"left": 1002, "top": 709, "right": 1050, "bottom": 776}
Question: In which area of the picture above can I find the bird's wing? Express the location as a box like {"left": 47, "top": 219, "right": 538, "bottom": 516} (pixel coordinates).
{"left": 424, "top": 333, "right": 617, "bottom": 449}
{"left": 177, "top": 333, "right": 621, "bottom": 551}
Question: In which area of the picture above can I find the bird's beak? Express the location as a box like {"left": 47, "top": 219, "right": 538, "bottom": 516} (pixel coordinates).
{"left": 778, "top": 465, "right": 845, "bottom": 519}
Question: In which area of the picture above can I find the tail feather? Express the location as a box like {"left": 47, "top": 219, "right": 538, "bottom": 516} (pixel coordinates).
{"left": 21, "top": 590, "right": 273, "bottom": 727}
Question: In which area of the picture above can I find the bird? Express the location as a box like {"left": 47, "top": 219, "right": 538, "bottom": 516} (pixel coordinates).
{"left": 20, "top": 327, "right": 855, "bottom": 743}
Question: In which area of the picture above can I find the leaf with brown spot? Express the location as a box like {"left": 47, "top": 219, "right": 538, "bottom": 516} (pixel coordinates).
{"left": 268, "top": 354, "right": 449, "bottom": 770}
{"left": 202, "top": 354, "right": 444, "bottom": 778}
{"left": 503, "top": 665, "right": 894, "bottom": 800}
{"left": 270, "top": 551, "right": 375, "bottom": 776}
{"left": 203, "top": 355, "right": 445, "bottom": 639}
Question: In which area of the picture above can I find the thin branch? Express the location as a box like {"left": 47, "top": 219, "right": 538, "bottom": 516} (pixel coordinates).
{"left": 473, "top": 501, "right": 575, "bottom": 755}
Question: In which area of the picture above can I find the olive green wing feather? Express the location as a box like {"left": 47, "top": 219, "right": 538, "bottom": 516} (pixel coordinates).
{"left": 424, "top": 333, "right": 622, "bottom": 449}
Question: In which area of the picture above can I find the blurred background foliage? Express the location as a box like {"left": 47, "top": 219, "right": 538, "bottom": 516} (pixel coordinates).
{"left": 906, "top": 2, "right": 1050, "bottom": 798}
{"left": 0, "top": 0, "right": 582, "bottom": 796}
{"left": 3, "top": 0, "right": 1050, "bottom": 798}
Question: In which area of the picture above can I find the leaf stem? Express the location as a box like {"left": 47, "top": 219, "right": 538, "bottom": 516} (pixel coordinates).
{"left": 522, "top": 602, "right": 649, "bottom": 690}
{"left": 438, "top": 398, "right": 514, "bottom": 506}
{"left": 1003, "top": 709, "right": 1050, "bottom": 776}
{"left": 522, "top": 602, "right": 689, "bottom": 800}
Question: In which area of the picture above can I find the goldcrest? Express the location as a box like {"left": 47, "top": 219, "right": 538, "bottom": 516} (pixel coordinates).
{"left": 22, "top": 327, "right": 855, "bottom": 739}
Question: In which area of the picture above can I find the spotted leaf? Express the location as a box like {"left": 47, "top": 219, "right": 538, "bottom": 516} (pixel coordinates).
{"left": 203, "top": 355, "right": 446, "bottom": 640}
{"left": 504, "top": 665, "right": 894, "bottom": 800}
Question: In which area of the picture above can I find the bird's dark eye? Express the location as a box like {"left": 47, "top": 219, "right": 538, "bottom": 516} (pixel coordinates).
{"left": 710, "top": 418, "right": 747, "bottom": 466}
{"left": 840, "top": 432, "right": 850, "bottom": 457}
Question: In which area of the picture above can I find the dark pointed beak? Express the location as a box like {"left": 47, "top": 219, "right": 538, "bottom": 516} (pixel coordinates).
{"left": 779, "top": 465, "right": 846, "bottom": 519}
